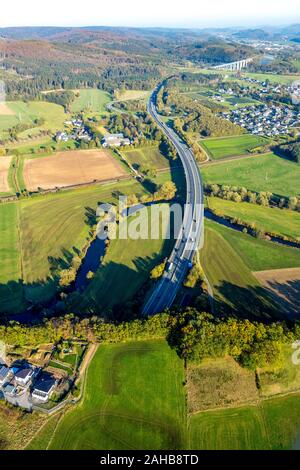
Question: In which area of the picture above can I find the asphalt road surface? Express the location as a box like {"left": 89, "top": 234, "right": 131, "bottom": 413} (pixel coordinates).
{"left": 142, "top": 82, "right": 204, "bottom": 315}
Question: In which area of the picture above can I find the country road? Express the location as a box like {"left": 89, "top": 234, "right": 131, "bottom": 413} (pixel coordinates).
{"left": 142, "top": 82, "right": 204, "bottom": 315}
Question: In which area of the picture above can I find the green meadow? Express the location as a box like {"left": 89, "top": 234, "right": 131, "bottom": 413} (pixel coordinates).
{"left": 71, "top": 89, "right": 111, "bottom": 114}
{"left": 204, "top": 219, "right": 300, "bottom": 272}
{"left": 0, "top": 179, "right": 151, "bottom": 315}
{"left": 189, "top": 394, "right": 300, "bottom": 450}
{"left": 26, "top": 338, "right": 300, "bottom": 451}
{"left": 73, "top": 205, "right": 173, "bottom": 314}
{"left": 31, "top": 340, "right": 186, "bottom": 450}
{"left": 201, "top": 218, "right": 300, "bottom": 317}
{"left": 202, "top": 152, "right": 300, "bottom": 197}
{"left": 0, "top": 101, "right": 66, "bottom": 139}
{"left": 200, "top": 134, "right": 270, "bottom": 159}
{"left": 122, "top": 145, "right": 172, "bottom": 170}
{"left": 208, "top": 196, "right": 300, "bottom": 239}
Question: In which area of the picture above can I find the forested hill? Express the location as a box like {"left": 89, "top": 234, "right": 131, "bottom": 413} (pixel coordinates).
{"left": 0, "top": 27, "right": 254, "bottom": 99}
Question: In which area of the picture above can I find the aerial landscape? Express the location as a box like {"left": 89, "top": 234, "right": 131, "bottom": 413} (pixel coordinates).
{"left": 0, "top": 0, "right": 300, "bottom": 456}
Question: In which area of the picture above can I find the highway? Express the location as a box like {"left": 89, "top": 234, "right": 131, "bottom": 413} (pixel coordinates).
{"left": 142, "top": 82, "right": 204, "bottom": 315}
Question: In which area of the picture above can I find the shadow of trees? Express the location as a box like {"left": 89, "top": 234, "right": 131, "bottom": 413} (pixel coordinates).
{"left": 209, "top": 279, "right": 299, "bottom": 323}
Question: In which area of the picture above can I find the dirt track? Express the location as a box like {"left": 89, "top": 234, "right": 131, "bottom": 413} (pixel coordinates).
{"left": 24, "top": 149, "right": 125, "bottom": 191}
{"left": 0, "top": 156, "right": 12, "bottom": 192}
{"left": 254, "top": 267, "right": 300, "bottom": 318}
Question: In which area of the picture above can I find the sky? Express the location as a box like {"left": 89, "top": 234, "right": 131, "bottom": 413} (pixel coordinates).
{"left": 1, "top": 0, "right": 300, "bottom": 29}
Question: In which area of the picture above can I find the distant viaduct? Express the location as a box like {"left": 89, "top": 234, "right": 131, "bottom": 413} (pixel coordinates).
{"left": 213, "top": 57, "right": 254, "bottom": 71}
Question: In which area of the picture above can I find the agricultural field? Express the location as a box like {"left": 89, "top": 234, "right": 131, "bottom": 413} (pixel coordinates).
{"left": 74, "top": 205, "right": 173, "bottom": 314}
{"left": 0, "top": 101, "right": 66, "bottom": 139}
{"left": 189, "top": 394, "right": 300, "bottom": 450}
{"left": 71, "top": 89, "right": 111, "bottom": 114}
{"left": 0, "top": 102, "right": 15, "bottom": 116}
{"left": 0, "top": 178, "right": 151, "bottom": 315}
{"left": 23, "top": 149, "right": 126, "bottom": 191}
{"left": 243, "top": 72, "right": 300, "bottom": 85}
{"left": 186, "top": 90, "right": 262, "bottom": 110}
{"left": 202, "top": 152, "right": 300, "bottom": 197}
{"left": 201, "top": 224, "right": 271, "bottom": 318}
{"left": 122, "top": 146, "right": 172, "bottom": 171}
{"left": 0, "top": 203, "right": 21, "bottom": 283}
{"left": 198, "top": 69, "right": 300, "bottom": 85}
{"left": 114, "top": 90, "right": 150, "bottom": 101}
{"left": 204, "top": 219, "right": 300, "bottom": 272}
{"left": 253, "top": 268, "right": 300, "bottom": 319}
{"left": 207, "top": 196, "right": 300, "bottom": 240}
{"left": 29, "top": 340, "right": 186, "bottom": 450}
{"left": 0, "top": 203, "right": 24, "bottom": 315}
{"left": 202, "top": 219, "right": 300, "bottom": 317}
{"left": 0, "top": 156, "right": 13, "bottom": 193}
{"left": 200, "top": 134, "right": 270, "bottom": 159}
{"left": 187, "top": 357, "right": 258, "bottom": 413}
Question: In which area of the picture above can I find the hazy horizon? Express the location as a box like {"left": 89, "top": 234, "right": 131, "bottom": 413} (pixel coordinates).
{"left": 1, "top": 0, "right": 299, "bottom": 30}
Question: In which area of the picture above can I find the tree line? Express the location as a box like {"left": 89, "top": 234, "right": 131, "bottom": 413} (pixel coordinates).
{"left": 2, "top": 308, "right": 300, "bottom": 372}
{"left": 205, "top": 183, "right": 300, "bottom": 212}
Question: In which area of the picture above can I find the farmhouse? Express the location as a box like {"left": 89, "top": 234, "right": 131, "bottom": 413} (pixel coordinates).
{"left": 32, "top": 373, "right": 56, "bottom": 402}
{"left": 102, "top": 133, "right": 131, "bottom": 147}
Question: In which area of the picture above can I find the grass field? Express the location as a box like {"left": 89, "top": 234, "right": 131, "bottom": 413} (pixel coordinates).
{"left": 0, "top": 403, "right": 47, "bottom": 450}
{"left": 201, "top": 223, "right": 271, "bottom": 317}
{"left": 0, "top": 203, "right": 21, "bottom": 283}
{"left": 71, "top": 89, "right": 111, "bottom": 114}
{"left": 0, "top": 101, "right": 66, "bottom": 139}
{"left": 25, "top": 338, "right": 300, "bottom": 451}
{"left": 204, "top": 219, "right": 300, "bottom": 272}
{"left": 201, "top": 217, "right": 300, "bottom": 316}
{"left": 186, "top": 90, "right": 262, "bottom": 110}
{"left": 189, "top": 394, "right": 300, "bottom": 450}
{"left": 258, "top": 344, "right": 300, "bottom": 397}
{"left": 29, "top": 340, "right": 186, "bottom": 450}
{"left": 114, "top": 90, "right": 150, "bottom": 101}
{"left": 0, "top": 203, "right": 24, "bottom": 315}
{"left": 200, "top": 134, "right": 269, "bottom": 159}
{"left": 202, "top": 152, "right": 300, "bottom": 197}
{"left": 122, "top": 146, "right": 172, "bottom": 171}
{"left": 0, "top": 178, "right": 152, "bottom": 315}
{"left": 207, "top": 196, "right": 300, "bottom": 240}
{"left": 243, "top": 72, "right": 300, "bottom": 85}
{"left": 74, "top": 205, "right": 173, "bottom": 313}
{"left": 19, "top": 179, "right": 148, "bottom": 285}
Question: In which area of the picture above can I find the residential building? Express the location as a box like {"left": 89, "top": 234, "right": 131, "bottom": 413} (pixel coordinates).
{"left": 32, "top": 374, "right": 56, "bottom": 402}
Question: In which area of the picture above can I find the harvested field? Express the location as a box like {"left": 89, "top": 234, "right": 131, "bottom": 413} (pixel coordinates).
{"left": 254, "top": 268, "right": 300, "bottom": 319}
{"left": 23, "top": 149, "right": 125, "bottom": 191}
{"left": 0, "top": 103, "right": 15, "bottom": 115}
{"left": 0, "top": 156, "right": 12, "bottom": 192}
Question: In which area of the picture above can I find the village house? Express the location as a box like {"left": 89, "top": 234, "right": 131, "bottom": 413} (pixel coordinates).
{"left": 32, "top": 373, "right": 57, "bottom": 403}
{"left": 14, "top": 365, "right": 35, "bottom": 387}
{"left": 0, "top": 365, "right": 11, "bottom": 386}
{"left": 2, "top": 382, "right": 16, "bottom": 397}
